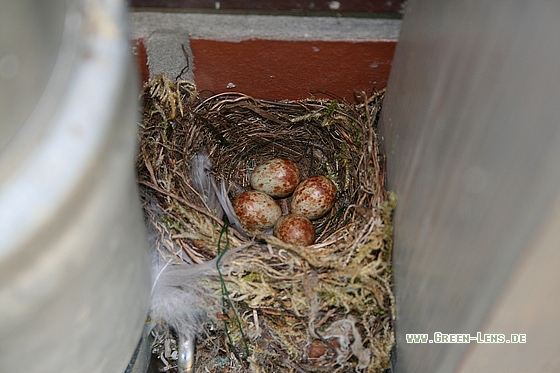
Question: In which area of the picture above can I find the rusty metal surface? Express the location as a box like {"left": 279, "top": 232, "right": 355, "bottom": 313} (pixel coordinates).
{"left": 381, "top": 0, "right": 560, "bottom": 372}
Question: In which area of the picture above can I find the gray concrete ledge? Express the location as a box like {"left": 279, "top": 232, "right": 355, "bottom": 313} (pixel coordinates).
{"left": 130, "top": 11, "right": 402, "bottom": 42}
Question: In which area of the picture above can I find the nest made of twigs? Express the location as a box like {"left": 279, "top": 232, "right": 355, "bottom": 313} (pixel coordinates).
{"left": 138, "top": 75, "right": 395, "bottom": 373}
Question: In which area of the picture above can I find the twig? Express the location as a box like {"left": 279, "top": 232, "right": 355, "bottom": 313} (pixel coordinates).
{"left": 140, "top": 142, "right": 158, "bottom": 186}
{"left": 270, "top": 343, "right": 309, "bottom": 373}
{"left": 139, "top": 180, "right": 221, "bottom": 223}
{"left": 138, "top": 180, "right": 245, "bottom": 242}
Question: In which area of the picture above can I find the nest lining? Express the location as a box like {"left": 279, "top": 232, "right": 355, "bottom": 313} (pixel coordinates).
{"left": 138, "top": 75, "right": 395, "bottom": 373}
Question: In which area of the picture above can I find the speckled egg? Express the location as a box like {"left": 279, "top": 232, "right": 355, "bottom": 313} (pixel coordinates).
{"left": 274, "top": 214, "right": 316, "bottom": 246}
{"left": 233, "top": 190, "right": 282, "bottom": 230}
{"left": 290, "top": 176, "right": 337, "bottom": 220}
{"left": 250, "top": 158, "right": 301, "bottom": 198}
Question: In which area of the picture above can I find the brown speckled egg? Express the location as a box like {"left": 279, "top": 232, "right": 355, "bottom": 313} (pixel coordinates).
{"left": 290, "top": 176, "right": 337, "bottom": 220}
{"left": 250, "top": 158, "right": 301, "bottom": 198}
{"left": 274, "top": 214, "right": 316, "bottom": 246}
{"left": 233, "top": 190, "right": 282, "bottom": 230}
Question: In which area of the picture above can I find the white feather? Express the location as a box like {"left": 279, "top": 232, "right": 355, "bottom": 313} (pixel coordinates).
{"left": 144, "top": 197, "right": 215, "bottom": 372}
{"left": 143, "top": 150, "right": 250, "bottom": 371}
{"left": 213, "top": 179, "right": 247, "bottom": 237}
{"left": 143, "top": 190, "right": 250, "bottom": 372}
{"left": 190, "top": 151, "right": 224, "bottom": 220}
{"left": 191, "top": 150, "right": 246, "bottom": 237}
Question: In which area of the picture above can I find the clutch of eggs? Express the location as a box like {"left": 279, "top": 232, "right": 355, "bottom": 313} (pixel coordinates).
{"left": 233, "top": 157, "right": 337, "bottom": 246}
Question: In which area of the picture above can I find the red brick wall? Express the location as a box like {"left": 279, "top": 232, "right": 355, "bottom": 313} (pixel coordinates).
{"left": 133, "top": 38, "right": 396, "bottom": 102}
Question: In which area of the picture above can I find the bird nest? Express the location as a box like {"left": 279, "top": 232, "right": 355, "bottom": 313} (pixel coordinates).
{"left": 137, "top": 75, "right": 395, "bottom": 373}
